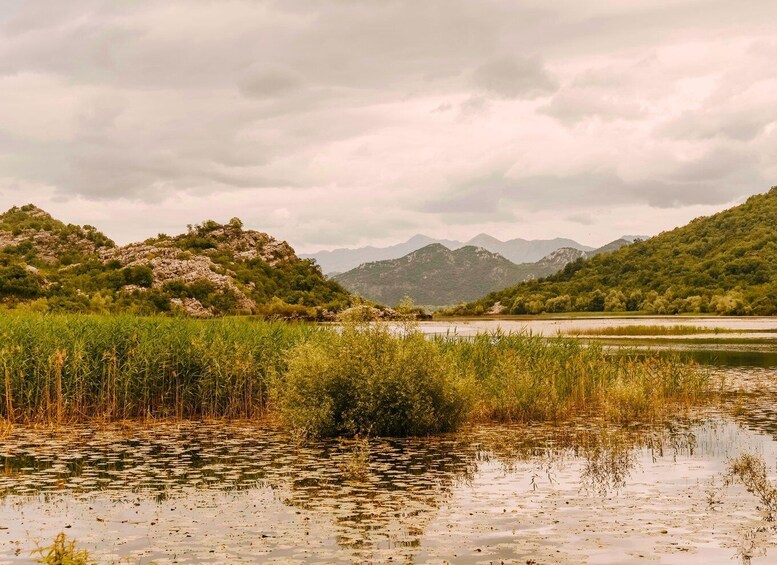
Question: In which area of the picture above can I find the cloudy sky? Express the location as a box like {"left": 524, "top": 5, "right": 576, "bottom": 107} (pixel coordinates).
{"left": 0, "top": 1, "right": 775, "bottom": 252}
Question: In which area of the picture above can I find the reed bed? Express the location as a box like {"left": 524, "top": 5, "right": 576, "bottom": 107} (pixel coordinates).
{"left": 570, "top": 324, "right": 729, "bottom": 336}
{"left": 0, "top": 313, "right": 318, "bottom": 423}
{"left": 0, "top": 313, "right": 709, "bottom": 436}
{"left": 436, "top": 332, "right": 707, "bottom": 424}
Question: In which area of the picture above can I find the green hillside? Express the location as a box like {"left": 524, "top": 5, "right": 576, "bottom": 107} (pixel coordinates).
{"left": 334, "top": 243, "right": 586, "bottom": 307}
{"left": 449, "top": 188, "right": 777, "bottom": 316}
{"left": 0, "top": 205, "right": 351, "bottom": 318}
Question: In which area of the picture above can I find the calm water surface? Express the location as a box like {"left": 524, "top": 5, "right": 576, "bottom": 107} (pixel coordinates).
{"left": 416, "top": 316, "right": 777, "bottom": 340}
{"left": 1, "top": 328, "right": 777, "bottom": 564}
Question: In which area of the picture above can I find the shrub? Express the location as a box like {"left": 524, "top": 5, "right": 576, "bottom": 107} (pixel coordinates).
{"left": 280, "top": 324, "right": 474, "bottom": 437}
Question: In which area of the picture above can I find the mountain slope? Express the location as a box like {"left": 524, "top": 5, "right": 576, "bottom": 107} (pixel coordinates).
{"left": 452, "top": 188, "right": 777, "bottom": 315}
{"left": 333, "top": 244, "right": 527, "bottom": 306}
{"left": 303, "top": 234, "right": 593, "bottom": 274}
{"left": 0, "top": 206, "right": 351, "bottom": 318}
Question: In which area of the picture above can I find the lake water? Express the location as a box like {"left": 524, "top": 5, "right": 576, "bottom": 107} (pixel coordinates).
{"left": 416, "top": 315, "right": 777, "bottom": 340}
{"left": 1, "top": 318, "right": 777, "bottom": 564}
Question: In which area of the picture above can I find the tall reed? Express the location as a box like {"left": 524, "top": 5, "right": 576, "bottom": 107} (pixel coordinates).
{"left": 0, "top": 313, "right": 317, "bottom": 423}
{"left": 440, "top": 332, "right": 707, "bottom": 424}
{"left": 0, "top": 314, "right": 709, "bottom": 435}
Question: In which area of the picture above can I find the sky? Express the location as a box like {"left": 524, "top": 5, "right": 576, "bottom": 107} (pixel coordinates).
{"left": 0, "top": 0, "right": 775, "bottom": 253}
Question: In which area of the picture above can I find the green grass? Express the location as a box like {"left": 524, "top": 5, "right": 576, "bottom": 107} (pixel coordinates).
{"left": 436, "top": 332, "right": 707, "bottom": 425}
{"left": 0, "top": 313, "right": 709, "bottom": 436}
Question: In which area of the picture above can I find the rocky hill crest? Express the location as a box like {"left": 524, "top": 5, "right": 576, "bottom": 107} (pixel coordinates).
{"left": 0, "top": 207, "right": 351, "bottom": 318}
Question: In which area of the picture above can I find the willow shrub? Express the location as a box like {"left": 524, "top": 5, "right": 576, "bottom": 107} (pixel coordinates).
{"left": 280, "top": 324, "right": 475, "bottom": 437}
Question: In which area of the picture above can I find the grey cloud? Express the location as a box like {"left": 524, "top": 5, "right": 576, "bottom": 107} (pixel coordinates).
{"left": 471, "top": 55, "right": 558, "bottom": 99}
{"left": 0, "top": 0, "right": 776, "bottom": 248}
{"left": 424, "top": 144, "right": 764, "bottom": 217}
{"left": 458, "top": 96, "right": 491, "bottom": 117}
{"left": 238, "top": 65, "right": 305, "bottom": 99}
{"left": 660, "top": 111, "right": 771, "bottom": 142}
{"left": 541, "top": 87, "right": 644, "bottom": 123}
{"left": 566, "top": 212, "right": 595, "bottom": 225}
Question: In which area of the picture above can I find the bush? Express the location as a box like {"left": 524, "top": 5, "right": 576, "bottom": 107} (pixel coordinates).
{"left": 280, "top": 324, "right": 474, "bottom": 437}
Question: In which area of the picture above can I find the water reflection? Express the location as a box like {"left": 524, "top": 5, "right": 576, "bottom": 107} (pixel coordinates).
{"left": 2, "top": 364, "right": 777, "bottom": 562}
{"left": 0, "top": 417, "right": 730, "bottom": 562}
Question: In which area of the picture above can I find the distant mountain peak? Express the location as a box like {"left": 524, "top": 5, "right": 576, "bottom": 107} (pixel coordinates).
{"left": 303, "top": 233, "right": 593, "bottom": 274}
{"left": 406, "top": 234, "right": 438, "bottom": 245}
{"left": 467, "top": 233, "right": 503, "bottom": 245}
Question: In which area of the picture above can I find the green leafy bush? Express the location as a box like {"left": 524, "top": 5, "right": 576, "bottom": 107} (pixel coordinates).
{"left": 280, "top": 324, "right": 474, "bottom": 437}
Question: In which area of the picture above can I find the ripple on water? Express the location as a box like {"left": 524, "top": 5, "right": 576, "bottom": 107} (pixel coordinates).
{"left": 1, "top": 366, "right": 777, "bottom": 563}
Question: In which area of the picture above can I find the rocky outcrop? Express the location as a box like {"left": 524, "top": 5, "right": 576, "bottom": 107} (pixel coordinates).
{"left": 205, "top": 225, "right": 296, "bottom": 266}
{"left": 169, "top": 297, "right": 213, "bottom": 318}
{"left": 104, "top": 243, "right": 255, "bottom": 315}
{"left": 0, "top": 206, "right": 353, "bottom": 317}
{"left": 0, "top": 227, "right": 111, "bottom": 263}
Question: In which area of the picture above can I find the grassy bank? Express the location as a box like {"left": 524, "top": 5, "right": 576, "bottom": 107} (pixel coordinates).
{"left": 0, "top": 313, "right": 709, "bottom": 436}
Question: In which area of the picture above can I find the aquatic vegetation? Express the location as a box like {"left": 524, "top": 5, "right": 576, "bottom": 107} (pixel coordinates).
{"left": 0, "top": 313, "right": 318, "bottom": 423}
{"left": 32, "top": 533, "right": 93, "bottom": 565}
{"left": 0, "top": 418, "right": 702, "bottom": 562}
{"left": 726, "top": 453, "right": 777, "bottom": 521}
{"left": 0, "top": 313, "right": 708, "bottom": 436}
{"left": 571, "top": 324, "right": 729, "bottom": 336}
{"left": 441, "top": 332, "right": 708, "bottom": 425}
{"left": 338, "top": 435, "right": 371, "bottom": 481}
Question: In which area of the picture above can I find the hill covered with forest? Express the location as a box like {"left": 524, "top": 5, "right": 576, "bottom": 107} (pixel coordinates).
{"left": 334, "top": 238, "right": 631, "bottom": 308}
{"left": 448, "top": 188, "right": 777, "bottom": 316}
{"left": 0, "top": 205, "right": 351, "bottom": 318}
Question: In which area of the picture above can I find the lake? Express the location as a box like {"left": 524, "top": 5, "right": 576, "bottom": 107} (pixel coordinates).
{"left": 1, "top": 317, "right": 776, "bottom": 564}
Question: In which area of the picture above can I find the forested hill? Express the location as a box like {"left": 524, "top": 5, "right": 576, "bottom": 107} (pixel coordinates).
{"left": 0, "top": 205, "right": 351, "bottom": 318}
{"left": 450, "top": 188, "right": 777, "bottom": 316}
{"left": 333, "top": 244, "right": 563, "bottom": 307}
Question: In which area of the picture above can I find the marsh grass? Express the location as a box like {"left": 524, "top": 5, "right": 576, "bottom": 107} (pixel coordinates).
{"left": 440, "top": 332, "right": 707, "bottom": 425}
{"left": 32, "top": 533, "right": 93, "bottom": 565}
{"left": 0, "top": 313, "right": 709, "bottom": 436}
{"left": 0, "top": 313, "right": 318, "bottom": 423}
{"left": 570, "top": 324, "right": 732, "bottom": 336}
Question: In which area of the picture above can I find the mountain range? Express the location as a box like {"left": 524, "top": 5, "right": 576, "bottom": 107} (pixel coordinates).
{"left": 334, "top": 239, "right": 632, "bottom": 308}
{"left": 302, "top": 234, "right": 597, "bottom": 274}
{"left": 451, "top": 187, "right": 777, "bottom": 316}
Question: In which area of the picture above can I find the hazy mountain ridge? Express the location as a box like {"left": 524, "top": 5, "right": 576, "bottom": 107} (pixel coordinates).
{"left": 451, "top": 188, "right": 777, "bottom": 316}
{"left": 334, "top": 239, "right": 629, "bottom": 308}
{"left": 0, "top": 205, "right": 351, "bottom": 318}
{"left": 303, "top": 234, "right": 594, "bottom": 274}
